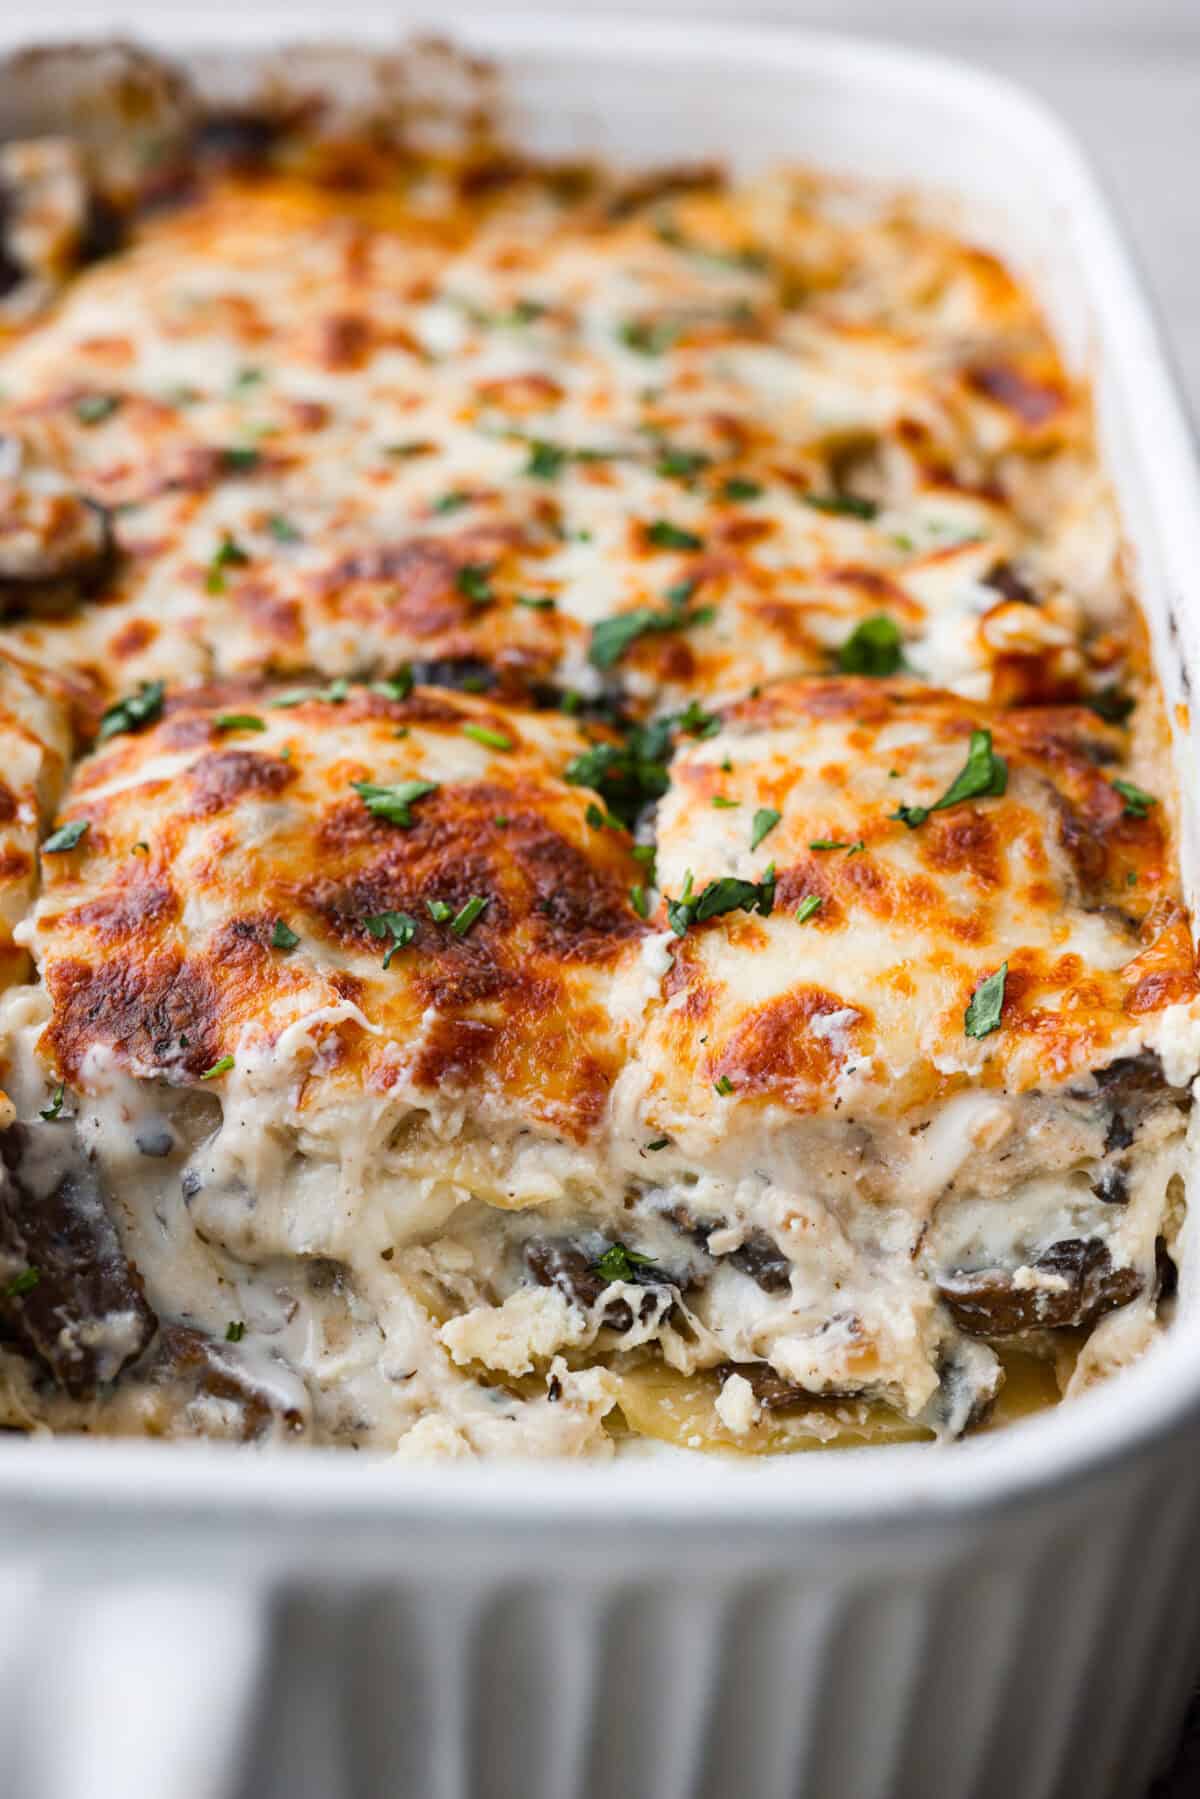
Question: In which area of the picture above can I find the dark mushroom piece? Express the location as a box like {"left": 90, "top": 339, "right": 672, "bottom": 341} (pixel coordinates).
{"left": 133, "top": 1323, "right": 308, "bottom": 1442}
{"left": 937, "top": 1237, "right": 1141, "bottom": 1339}
{"left": 0, "top": 1119, "right": 156, "bottom": 1399}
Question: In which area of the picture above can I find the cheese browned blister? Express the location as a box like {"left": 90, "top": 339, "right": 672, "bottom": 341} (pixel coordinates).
{"left": 0, "top": 63, "right": 1193, "bottom": 1458}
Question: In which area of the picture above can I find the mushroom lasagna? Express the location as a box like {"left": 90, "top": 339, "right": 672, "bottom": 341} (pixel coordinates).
{"left": 0, "top": 42, "right": 1194, "bottom": 1457}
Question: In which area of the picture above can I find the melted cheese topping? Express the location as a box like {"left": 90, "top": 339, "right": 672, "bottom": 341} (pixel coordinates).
{"left": 0, "top": 107, "right": 1192, "bottom": 1459}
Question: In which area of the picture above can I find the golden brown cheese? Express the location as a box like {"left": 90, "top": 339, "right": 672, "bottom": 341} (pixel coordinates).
{"left": 0, "top": 163, "right": 1123, "bottom": 717}
{"left": 26, "top": 683, "right": 649, "bottom": 1143}
{"left": 638, "top": 679, "right": 1196, "bottom": 1150}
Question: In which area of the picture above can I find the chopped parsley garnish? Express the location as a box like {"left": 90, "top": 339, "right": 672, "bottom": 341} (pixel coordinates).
{"left": 654, "top": 221, "right": 767, "bottom": 272}
{"left": 42, "top": 819, "right": 89, "bottom": 854}
{"left": 365, "top": 910, "right": 418, "bottom": 968}
{"left": 722, "top": 477, "right": 763, "bottom": 502}
{"left": 674, "top": 700, "right": 722, "bottom": 739}
{"left": 1113, "top": 778, "right": 1156, "bottom": 819}
{"left": 965, "top": 963, "right": 1008, "bottom": 1039}
{"left": 200, "top": 1056, "right": 235, "bottom": 1080}
{"left": 712, "top": 796, "right": 739, "bottom": 809}
{"left": 750, "top": 807, "right": 781, "bottom": 850}
{"left": 271, "top": 676, "right": 350, "bottom": 708}
{"left": 594, "top": 1242, "right": 655, "bottom": 1284}
{"left": 645, "top": 1137, "right": 669, "bottom": 1151}
{"left": 97, "top": 679, "right": 165, "bottom": 743}
{"left": 233, "top": 366, "right": 264, "bottom": 390}
{"left": 665, "top": 867, "right": 775, "bottom": 937}
{"left": 804, "top": 492, "right": 878, "bottom": 521}
{"left": 795, "top": 895, "right": 822, "bottom": 924}
{"left": 646, "top": 518, "right": 704, "bottom": 552}
{"left": 524, "top": 440, "right": 568, "bottom": 480}
{"left": 456, "top": 563, "right": 494, "bottom": 605}
{"left": 4, "top": 1268, "right": 39, "bottom": 1298}
{"left": 462, "top": 722, "right": 512, "bottom": 752}
{"left": 656, "top": 447, "right": 711, "bottom": 480}
{"left": 352, "top": 778, "right": 439, "bottom": 827}
{"left": 427, "top": 899, "right": 453, "bottom": 922}
{"left": 1088, "top": 687, "right": 1135, "bottom": 725}
{"left": 618, "top": 319, "right": 677, "bottom": 356}
{"left": 267, "top": 514, "right": 301, "bottom": 543}
{"left": 386, "top": 439, "right": 436, "bottom": 459}
{"left": 585, "top": 801, "right": 623, "bottom": 832}
{"left": 432, "top": 491, "right": 471, "bottom": 515}
{"left": 837, "top": 613, "right": 904, "bottom": 677}
{"left": 809, "top": 838, "right": 864, "bottom": 853}
{"left": 891, "top": 729, "right": 1007, "bottom": 829}
{"left": 372, "top": 668, "right": 414, "bottom": 702}
{"left": 225, "top": 1321, "right": 246, "bottom": 1342}
{"left": 206, "top": 534, "right": 250, "bottom": 593}
{"left": 271, "top": 919, "right": 300, "bottom": 952}
{"left": 630, "top": 884, "right": 650, "bottom": 919}
{"left": 713, "top": 1075, "right": 734, "bottom": 1095}
{"left": 214, "top": 713, "right": 265, "bottom": 733}
{"left": 39, "top": 1083, "right": 65, "bottom": 1122}
{"left": 516, "top": 593, "right": 556, "bottom": 611}
{"left": 563, "top": 705, "right": 724, "bottom": 829}
{"left": 588, "top": 591, "right": 713, "bottom": 670}
{"left": 221, "top": 446, "right": 261, "bottom": 474}
{"left": 450, "top": 895, "right": 488, "bottom": 937}
{"left": 74, "top": 393, "right": 120, "bottom": 425}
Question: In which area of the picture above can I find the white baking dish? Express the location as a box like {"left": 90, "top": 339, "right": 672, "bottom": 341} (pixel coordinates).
{"left": 2, "top": 12, "right": 1200, "bottom": 1798}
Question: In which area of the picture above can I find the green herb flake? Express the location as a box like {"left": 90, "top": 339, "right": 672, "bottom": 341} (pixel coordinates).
{"left": 965, "top": 963, "right": 1008, "bottom": 1040}
{"left": 750, "top": 807, "right": 781, "bottom": 851}
{"left": 205, "top": 534, "right": 250, "bottom": 593}
{"left": 1088, "top": 687, "right": 1136, "bottom": 725}
{"left": 804, "top": 492, "right": 878, "bottom": 521}
{"left": 462, "top": 722, "right": 513, "bottom": 752}
{"left": 588, "top": 590, "right": 712, "bottom": 670}
{"left": 74, "top": 393, "right": 120, "bottom": 426}
{"left": 386, "top": 439, "right": 436, "bottom": 459}
{"left": 271, "top": 919, "right": 300, "bottom": 952}
{"left": 711, "top": 795, "right": 739, "bottom": 810}
{"left": 645, "top": 1137, "right": 669, "bottom": 1152}
{"left": 666, "top": 867, "right": 775, "bottom": 937}
{"left": 426, "top": 899, "right": 453, "bottom": 923}
{"left": 713, "top": 1075, "right": 734, "bottom": 1096}
{"left": 214, "top": 713, "right": 266, "bottom": 733}
{"left": 352, "top": 778, "right": 439, "bottom": 828}
{"left": 450, "top": 895, "right": 489, "bottom": 937}
{"left": 837, "top": 613, "right": 904, "bottom": 677}
{"left": 656, "top": 447, "right": 711, "bottom": 480}
{"left": 267, "top": 514, "right": 301, "bottom": 543}
{"left": 630, "top": 884, "right": 650, "bottom": 919}
{"left": 455, "top": 563, "right": 494, "bottom": 606}
{"left": 270, "top": 676, "right": 351, "bottom": 709}
{"left": 524, "top": 439, "right": 567, "bottom": 480}
{"left": 432, "top": 491, "right": 471, "bottom": 515}
{"left": 232, "top": 366, "right": 264, "bottom": 391}
{"left": 221, "top": 446, "right": 261, "bottom": 475}
{"left": 200, "top": 1056, "right": 235, "bottom": 1081}
{"left": 97, "top": 679, "right": 166, "bottom": 743}
{"left": 594, "top": 1242, "right": 655, "bottom": 1284}
{"left": 722, "top": 477, "right": 763, "bottom": 502}
{"left": 810, "top": 839, "right": 848, "bottom": 851}
{"left": 515, "top": 593, "right": 557, "bottom": 611}
{"left": 372, "top": 667, "right": 415, "bottom": 703}
{"left": 1113, "top": 778, "right": 1156, "bottom": 819}
{"left": 618, "top": 319, "right": 676, "bottom": 356}
{"left": 365, "top": 910, "right": 418, "bottom": 968}
{"left": 225, "top": 1321, "right": 246, "bottom": 1343}
{"left": 4, "top": 1268, "right": 39, "bottom": 1298}
{"left": 795, "top": 895, "right": 822, "bottom": 924}
{"left": 39, "top": 1083, "right": 65, "bottom": 1122}
{"left": 646, "top": 518, "right": 704, "bottom": 552}
{"left": 891, "top": 729, "right": 1007, "bottom": 830}
{"left": 42, "top": 819, "right": 89, "bottom": 854}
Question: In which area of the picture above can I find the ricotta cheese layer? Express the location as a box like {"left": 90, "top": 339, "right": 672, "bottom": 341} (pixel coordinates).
{"left": 0, "top": 52, "right": 1193, "bottom": 1458}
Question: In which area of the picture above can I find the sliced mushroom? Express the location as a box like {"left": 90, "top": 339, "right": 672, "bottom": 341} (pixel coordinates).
{"left": 0, "top": 1119, "right": 157, "bottom": 1398}
{"left": 937, "top": 1237, "right": 1141, "bottom": 1338}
